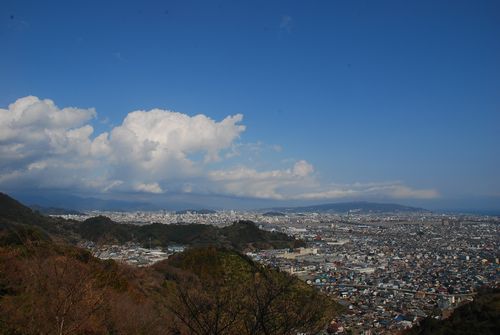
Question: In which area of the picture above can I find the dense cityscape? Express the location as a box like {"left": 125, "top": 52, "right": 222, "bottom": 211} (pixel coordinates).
{"left": 62, "top": 210, "right": 500, "bottom": 334}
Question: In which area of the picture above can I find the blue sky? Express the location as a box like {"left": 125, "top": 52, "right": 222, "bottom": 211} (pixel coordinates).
{"left": 1, "top": 0, "right": 499, "bottom": 210}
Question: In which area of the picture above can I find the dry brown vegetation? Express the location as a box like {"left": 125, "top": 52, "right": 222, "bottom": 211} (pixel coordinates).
{"left": 0, "top": 192, "right": 342, "bottom": 334}
{"left": 0, "top": 241, "right": 341, "bottom": 335}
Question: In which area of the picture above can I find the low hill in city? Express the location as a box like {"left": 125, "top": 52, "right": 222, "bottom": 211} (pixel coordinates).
{"left": 221, "top": 220, "right": 302, "bottom": 249}
{"left": 264, "top": 201, "right": 428, "bottom": 214}
{"left": 77, "top": 216, "right": 302, "bottom": 250}
{"left": 0, "top": 192, "right": 301, "bottom": 251}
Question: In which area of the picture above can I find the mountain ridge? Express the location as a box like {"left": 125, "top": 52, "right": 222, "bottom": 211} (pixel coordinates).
{"left": 0, "top": 192, "right": 301, "bottom": 251}
{"left": 261, "top": 201, "right": 428, "bottom": 214}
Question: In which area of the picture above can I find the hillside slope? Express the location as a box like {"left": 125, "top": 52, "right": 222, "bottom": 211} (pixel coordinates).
{"left": 0, "top": 192, "right": 300, "bottom": 251}
{"left": 405, "top": 288, "right": 500, "bottom": 335}
{"left": 0, "top": 238, "right": 341, "bottom": 334}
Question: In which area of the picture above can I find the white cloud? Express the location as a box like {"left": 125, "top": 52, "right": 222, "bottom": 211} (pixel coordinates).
{"left": 292, "top": 160, "right": 314, "bottom": 177}
{"left": 98, "top": 108, "right": 246, "bottom": 189}
{"left": 207, "top": 162, "right": 314, "bottom": 200}
{"left": 134, "top": 182, "right": 163, "bottom": 194}
{"left": 0, "top": 96, "right": 98, "bottom": 191}
{"left": 0, "top": 96, "right": 246, "bottom": 194}
{"left": 0, "top": 96, "right": 439, "bottom": 201}
{"left": 207, "top": 164, "right": 437, "bottom": 201}
{"left": 0, "top": 96, "right": 96, "bottom": 164}
{"left": 108, "top": 108, "right": 245, "bottom": 164}
{"left": 293, "top": 182, "right": 439, "bottom": 201}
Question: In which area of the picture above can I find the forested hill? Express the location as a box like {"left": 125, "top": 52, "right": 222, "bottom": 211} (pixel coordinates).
{"left": 0, "top": 193, "right": 342, "bottom": 334}
{"left": 77, "top": 216, "right": 302, "bottom": 250}
{"left": 0, "top": 192, "right": 301, "bottom": 251}
{"left": 0, "top": 240, "right": 341, "bottom": 334}
{"left": 0, "top": 192, "right": 46, "bottom": 225}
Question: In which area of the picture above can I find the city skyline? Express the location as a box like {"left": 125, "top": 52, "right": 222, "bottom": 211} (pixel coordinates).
{"left": 1, "top": 0, "right": 499, "bottom": 211}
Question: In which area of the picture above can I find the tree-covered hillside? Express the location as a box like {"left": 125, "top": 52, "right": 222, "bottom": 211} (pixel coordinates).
{"left": 0, "top": 192, "right": 337, "bottom": 334}
{"left": 0, "top": 238, "right": 341, "bottom": 334}
{"left": 0, "top": 192, "right": 301, "bottom": 251}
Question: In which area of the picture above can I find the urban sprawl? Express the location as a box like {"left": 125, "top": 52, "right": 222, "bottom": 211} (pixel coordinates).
{"left": 63, "top": 210, "right": 499, "bottom": 334}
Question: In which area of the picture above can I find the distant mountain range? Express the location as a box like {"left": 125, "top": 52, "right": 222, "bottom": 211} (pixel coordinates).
{"left": 5, "top": 192, "right": 428, "bottom": 214}
{"left": 30, "top": 205, "right": 85, "bottom": 216}
{"left": 261, "top": 201, "right": 428, "bottom": 214}
{"left": 10, "top": 192, "right": 212, "bottom": 212}
{"left": 10, "top": 193, "right": 156, "bottom": 211}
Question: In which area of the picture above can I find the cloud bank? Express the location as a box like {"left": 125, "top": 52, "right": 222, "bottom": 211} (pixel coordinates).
{"left": 0, "top": 96, "right": 438, "bottom": 201}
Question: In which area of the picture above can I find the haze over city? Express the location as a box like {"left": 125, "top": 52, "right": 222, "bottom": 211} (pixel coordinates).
{"left": 1, "top": 0, "right": 499, "bottom": 212}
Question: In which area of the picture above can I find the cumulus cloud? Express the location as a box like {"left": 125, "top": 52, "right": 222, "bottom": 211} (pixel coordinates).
{"left": 0, "top": 96, "right": 245, "bottom": 194}
{"left": 97, "top": 108, "right": 246, "bottom": 189}
{"left": 0, "top": 96, "right": 96, "bottom": 160}
{"left": 0, "top": 96, "right": 439, "bottom": 200}
{"left": 0, "top": 96, "right": 98, "bottom": 190}
{"left": 207, "top": 161, "right": 315, "bottom": 200}
{"left": 109, "top": 109, "right": 245, "bottom": 163}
